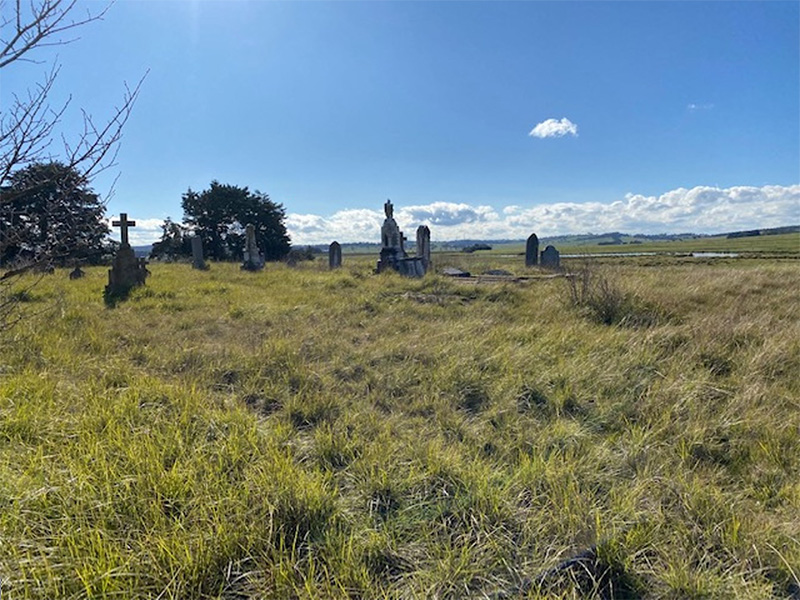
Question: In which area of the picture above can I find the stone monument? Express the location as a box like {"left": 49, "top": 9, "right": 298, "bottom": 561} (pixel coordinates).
{"left": 416, "top": 225, "right": 431, "bottom": 270}
{"left": 241, "top": 223, "right": 264, "bottom": 271}
{"left": 376, "top": 200, "right": 427, "bottom": 277}
{"left": 191, "top": 235, "right": 207, "bottom": 270}
{"left": 525, "top": 233, "right": 539, "bottom": 267}
{"left": 329, "top": 241, "right": 342, "bottom": 269}
{"left": 540, "top": 245, "right": 561, "bottom": 270}
{"left": 104, "top": 213, "right": 148, "bottom": 300}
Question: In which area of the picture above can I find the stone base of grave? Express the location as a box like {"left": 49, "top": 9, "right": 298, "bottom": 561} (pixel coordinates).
{"left": 240, "top": 247, "right": 264, "bottom": 271}
{"left": 376, "top": 248, "right": 426, "bottom": 278}
{"left": 104, "top": 245, "right": 148, "bottom": 301}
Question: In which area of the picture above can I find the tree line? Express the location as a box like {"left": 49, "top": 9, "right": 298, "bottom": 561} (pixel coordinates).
{"left": 1, "top": 163, "right": 292, "bottom": 266}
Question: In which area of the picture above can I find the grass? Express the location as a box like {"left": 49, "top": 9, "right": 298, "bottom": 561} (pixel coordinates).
{"left": 1, "top": 256, "right": 799, "bottom": 598}
{"left": 480, "top": 231, "right": 800, "bottom": 257}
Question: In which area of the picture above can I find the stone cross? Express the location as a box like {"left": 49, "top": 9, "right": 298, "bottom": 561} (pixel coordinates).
{"left": 329, "top": 241, "right": 342, "bottom": 269}
{"left": 525, "top": 233, "right": 539, "bottom": 267}
{"left": 112, "top": 213, "right": 136, "bottom": 247}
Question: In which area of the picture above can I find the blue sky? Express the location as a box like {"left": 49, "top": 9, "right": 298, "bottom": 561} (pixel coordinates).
{"left": 2, "top": 0, "right": 798, "bottom": 244}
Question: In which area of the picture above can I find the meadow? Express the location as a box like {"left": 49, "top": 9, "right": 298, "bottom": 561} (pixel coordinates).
{"left": 1, "top": 252, "right": 799, "bottom": 598}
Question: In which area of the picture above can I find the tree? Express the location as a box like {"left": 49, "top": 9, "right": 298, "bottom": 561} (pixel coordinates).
{"left": 181, "top": 181, "right": 291, "bottom": 261}
{"left": 149, "top": 217, "right": 191, "bottom": 261}
{"left": 0, "top": 0, "right": 143, "bottom": 331}
{"left": 0, "top": 161, "right": 110, "bottom": 266}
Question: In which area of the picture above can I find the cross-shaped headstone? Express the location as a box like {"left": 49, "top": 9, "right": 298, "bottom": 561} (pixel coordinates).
{"left": 112, "top": 213, "right": 136, "bottom": 246}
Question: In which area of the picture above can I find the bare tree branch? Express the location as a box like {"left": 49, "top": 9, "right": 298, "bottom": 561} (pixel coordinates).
{"left": 0, "top": 0, "right": 142, "bottom": 331}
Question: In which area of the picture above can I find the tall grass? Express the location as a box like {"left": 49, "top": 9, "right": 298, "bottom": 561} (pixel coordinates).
{"left": 1, "top": 258, "right": 798, "bottom": 598}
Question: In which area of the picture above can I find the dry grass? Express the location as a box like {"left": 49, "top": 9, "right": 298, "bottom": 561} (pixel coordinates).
{"left": 1, "top": 257, "right": 798, "bottom": 598}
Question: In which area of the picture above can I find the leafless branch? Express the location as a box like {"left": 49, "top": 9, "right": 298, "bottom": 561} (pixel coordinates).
{"left": 0, "top": 0, "right": 111, "bottom": 68}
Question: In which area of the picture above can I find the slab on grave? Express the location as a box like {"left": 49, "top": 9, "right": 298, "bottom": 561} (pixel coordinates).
{"left": 526, "top": 233, "right": 539, "bottom": 267}
{"left": 329, "top": 241, "right": 342, "bottom": 269}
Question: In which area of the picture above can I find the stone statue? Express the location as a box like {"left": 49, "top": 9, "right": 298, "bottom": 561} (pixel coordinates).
{"left": 384, "top": 199, "right": 393, "bottom": 219}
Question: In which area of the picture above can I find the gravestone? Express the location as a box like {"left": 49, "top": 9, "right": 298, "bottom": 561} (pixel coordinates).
{"left": 68, "top": 264, "right": 85, "bottom": 280}
{"left": 329, "top": 241, "right": 342, "bottom": 269}
{"left": 105, "top": 213, "right": 148, "bottom": 300}
{"left": 375, "top": 200, "right": 426, "bottom": 277}
{"left": 191, "top": 235, "right": 207, "bottom": 270}
{"left": 526, "top": 233, "right": 539, "bottom": 267}
{"left": 540, "top": 245, "right": 561, "bottom": 270}
{"left": 416, "top": 225, "right": 431, "bottom": 271}
{"left": 241, "top": 223, "right": 264, "bottom": 271}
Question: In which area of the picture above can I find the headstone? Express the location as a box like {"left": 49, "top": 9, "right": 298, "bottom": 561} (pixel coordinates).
{"left": 376, "top": 199, "right": 406, "bottom": 273}
{"left": 416, "top": 225, "right": 431, "bottom": 271}
{"left": 105, "top": 212, "right": 148, "bottom": 300}
{"left": 68, "top": 264, "right": 85, "bottom": 280}
{"left": 525, "top": 233, "right": 539, "bottom": 267}
{"left": 540, "top": 245, "right": 560, "bottom": 270}
{"left": 241, "top": 223, "right": 264, "bottom": 271}
{"left": 191, "top": 235, "right": 207, "bottom": 270}
{"left": 375, "top": 200, "right": 429, "bottom": 277}
{"left": 329, "top": 241, "right": 342, "bottom": 269}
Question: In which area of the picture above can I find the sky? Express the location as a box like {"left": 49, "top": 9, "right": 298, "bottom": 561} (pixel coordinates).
{"left": 2, "top": 0, "right": 798, "bottom": 245}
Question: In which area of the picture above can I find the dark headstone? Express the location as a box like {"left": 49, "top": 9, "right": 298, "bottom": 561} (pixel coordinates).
{"left": 540, "top": 245, "right": 560, "bottom": 270}
{"left": 525, "top": 233, "right": 539, "bottom": 267}
{"left": 68, "top": 266, "right": 85, "bottom": 280}
{"left": 191, "top": 235, "right": 207, "bottom": 270}
{"left": 329, "top": 241, "right": 342, "bottom": 269}
{"left": 416, "top": 225, "right": 431, "bottom": 272}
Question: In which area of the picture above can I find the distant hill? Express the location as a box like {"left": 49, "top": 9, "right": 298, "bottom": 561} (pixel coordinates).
{"left": 135, "top": 225, "right": 798, "bottom": 257}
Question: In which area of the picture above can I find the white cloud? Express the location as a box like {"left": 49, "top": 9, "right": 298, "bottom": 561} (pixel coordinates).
{"left": 283, "top": 185, "right": 799, "bottom": 244}
{"left": 127, "top": 184, "right": 800, "bottom": 245}
{"left": 107, "top": 216, "right": 164, "bottom": 246}
{"left": 688, "top": 103, "right": 715, "bottom": 111}
{"left": 529, "top": 117, "right": 578, "bottom": 139}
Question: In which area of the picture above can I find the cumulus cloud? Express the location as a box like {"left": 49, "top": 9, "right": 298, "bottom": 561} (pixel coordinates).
{"left": 282, "top": 185, "right": 798, "bottom": 244}
{"left": 397, "top": 202, "right": 497, "bottom": 227}
{"left": 129, "top": 185, "right": 800, "bottom": 245}
{"left": 529, "top": 117, "right": 578, "bottom": 139}
{"left": 107, "top": 216, "right": 164, "bottom": 246}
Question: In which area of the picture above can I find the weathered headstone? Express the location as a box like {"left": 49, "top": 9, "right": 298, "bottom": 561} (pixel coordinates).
{"left": 191, "top": 235, "right": 207, "bottom": 270}
{"left": 416, "top": 225, "right": 431, "bottom": 271}
{"left": 329, "top": 241, "right": 342, "bottom": 269}
{"left": 105, "top": 213, "right": 148, "bottom": 301}
{"left": 540, "top": 245, "right": 560, "bottom": 270}
{"left": 525, "top": 233, "right": 539, "bottom": 267}
{"left": 375, "top": 200, "right": 426, "bottom": 277}
{"left": 68, "top": 264, "right": 85, "bottom": 279}
{"left": 241, "top": 223, "right": 264, "bottom": 271}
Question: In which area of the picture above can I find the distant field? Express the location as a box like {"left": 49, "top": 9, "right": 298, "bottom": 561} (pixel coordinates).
{"left": 479, "top": 232, "right": 800, "bottom": 257}
{"left": 2, "top": 257, "right": 799, "bottom": 598}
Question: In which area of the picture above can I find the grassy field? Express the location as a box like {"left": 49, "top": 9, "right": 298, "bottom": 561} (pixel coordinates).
{"left": 479, "top": 232, "right": 800, "bottom": 257}
{"left": 1, "top": 256, "right": 799, "bottom": 598}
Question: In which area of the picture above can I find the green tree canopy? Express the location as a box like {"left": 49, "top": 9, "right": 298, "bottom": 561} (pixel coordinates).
{"left": 149, "top": 217, "right": 191, "bottom": 261}
{"left": 0, "top": 161, "right": 110, "bottom": 266}
{"left": 180, "top": 181, "right": 291, "bottom": 261}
